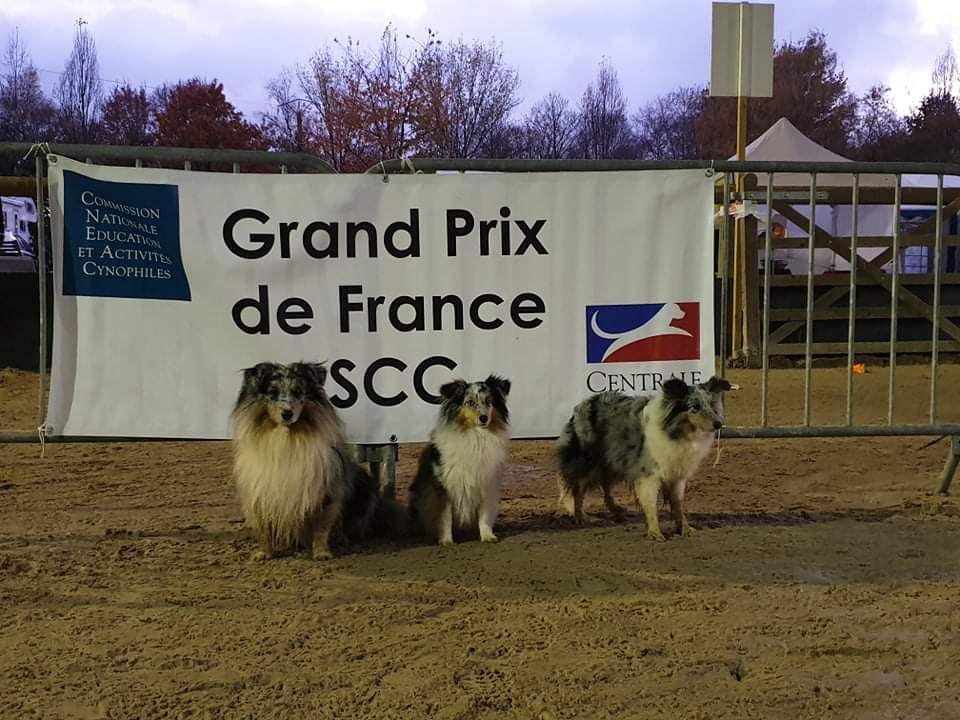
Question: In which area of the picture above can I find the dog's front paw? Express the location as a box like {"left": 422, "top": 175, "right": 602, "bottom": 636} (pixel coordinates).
{"left": 480, "top": 532, "right": 499, "bottom": 543}
{"left": 646, "top": 529, "right": 666, "bottom": 542}
{"left": 251, "top": 549, "right": 273, "bottom": 561}
{"left": 438, "top": 537, "right": 454, "bottom": 547}
{"left": 678, "top": 523, "right": 697, "bottom": 538}
{"left": 311, "top": 547, "right": 334, "bottom": 561}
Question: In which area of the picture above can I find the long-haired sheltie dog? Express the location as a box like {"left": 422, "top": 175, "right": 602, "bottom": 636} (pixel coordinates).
{"left": 231, "top": 361, "right": 391, "bottom": 561}
{"left": 555, "top": 376, "right": 736, "bottom": 540}
{"left": 408, "top": 375, "right": 512, "bottom": 545}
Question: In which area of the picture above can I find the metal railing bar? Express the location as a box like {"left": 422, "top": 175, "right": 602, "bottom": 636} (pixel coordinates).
{"left": 888, "top": 176, "right": 902, "bottom": 425}
{"left": 719, "top": 172, "right": 731, "bottom": 378}
{"left": 761, "top": 172, "right": 773, "bottom": 426}
{"left": 0, "top": 142, "right": 336, "bottom": 173}
{"left": 931, "top": 174, "right": 945, "bottom": 424}
{"left": 367, "top": 157, "right": 960, "bottom": 176}
{"left": 803, "top": 172, "right": 816, "bottom": 426}
{"left": 35, "top": 155, "right": 47, "bottom": 430}
{"left": 846, "top": 174, "right": 859, "bottom": 425}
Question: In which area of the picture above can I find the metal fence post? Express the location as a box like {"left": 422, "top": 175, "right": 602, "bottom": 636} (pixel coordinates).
{"left": 937, "top": 436, "right": 960, "bottom": 495}
{"left": 35, "top": 153, "right": 48, "bottom": 431}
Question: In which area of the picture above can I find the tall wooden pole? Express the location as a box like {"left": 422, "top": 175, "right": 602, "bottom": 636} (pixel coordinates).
{"left": 731, "top": 2, "right": 748, "bottom": 358}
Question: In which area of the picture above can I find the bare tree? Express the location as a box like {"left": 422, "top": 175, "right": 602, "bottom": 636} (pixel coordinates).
{"left": 360, "top": 27, "right": 426, "bottom": 161}
{"left": 292, "top": 26, "right": 432, "bottom": 170}
{"left": 297, "top": 43, "right": 373, "bottom": 170}
{"left": 480, "top": 120, "right": 526, "bottom": 158}
{"left": 523, "top": 92, "right": 577, "bottom": 159}
{"left": 574, "top": 59, "right": 635, "bottom": 159}
{"left": 261, "top": 69, "right": 313, "bottom": 152}
{"left": 632, "top": 85, "right": 706, "bottom": 160}
{"left": 0, "top": 29, "right": 56, "bottom": 141}
{"left": 414, "top": 37, "right": 521, "bottom": 158}
{"left": 932, "top": 44, "right": 959, "bottom": 98}
{"left": 56, "top": 18, "right": 104, "bottom": 142}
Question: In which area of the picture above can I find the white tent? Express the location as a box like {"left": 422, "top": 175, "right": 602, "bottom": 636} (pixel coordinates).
{"left": 726, "top": 117, "right": 959, "bottom": 274}
{"left": 725, "top": 118, "right": 857, "bottom": 273}
{"left": 730, "top": 117, "right": 896, "bottom": 188}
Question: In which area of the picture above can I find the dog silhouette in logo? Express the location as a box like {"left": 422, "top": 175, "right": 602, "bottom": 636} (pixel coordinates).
{"left": 591, "top": 304, "right": 692, "bottom": 362}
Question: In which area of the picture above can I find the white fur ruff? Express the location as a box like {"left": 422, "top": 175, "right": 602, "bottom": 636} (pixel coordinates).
{"left": 232, "top": 412, "right": 341, "bottom": 548}
{"left": 641, "top": 399, "right": 714, "bottom": 486}
{"left": 432, "top": 424, "right": 509, "bottom": 527}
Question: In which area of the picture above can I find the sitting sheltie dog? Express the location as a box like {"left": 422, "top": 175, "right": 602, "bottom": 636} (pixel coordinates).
{"left": 555, "top": 376, "right": 736, "bottom": 540}
{"left": 231, "top": 361, "right": 385, "bottom": 561}
{"left": 408, "top": 376, "right": 512, "bottom": 545}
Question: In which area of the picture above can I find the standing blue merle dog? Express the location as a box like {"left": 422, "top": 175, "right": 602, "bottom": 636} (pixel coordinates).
{"left": 555, "top": 376, "right": 736, "bottom": 540}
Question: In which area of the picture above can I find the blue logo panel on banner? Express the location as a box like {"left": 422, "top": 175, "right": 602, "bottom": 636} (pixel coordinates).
{"left": 62, "top": 170, "right": 190, "bottom": 301}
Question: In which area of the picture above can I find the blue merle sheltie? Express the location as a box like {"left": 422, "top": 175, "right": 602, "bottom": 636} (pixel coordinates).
{"left": 231, "top": 361, "right": 398, "bottom": 561}
{"left": 408, "top": 376, "right": 512, "bottom": 545}
{"left": 555, "top": 376, "right": 736, "bottom": 540}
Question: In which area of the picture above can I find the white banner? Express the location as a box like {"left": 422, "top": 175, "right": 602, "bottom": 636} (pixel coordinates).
{"left": 45, "top": 155, "right": 715, "bottom": 442}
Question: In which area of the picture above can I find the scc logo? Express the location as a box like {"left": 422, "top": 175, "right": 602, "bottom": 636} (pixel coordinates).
{"left": 585, "top": 302, "right": 700, "bottom": 363}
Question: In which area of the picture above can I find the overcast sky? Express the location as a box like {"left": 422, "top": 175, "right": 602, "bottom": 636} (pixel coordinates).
{"left": 1, "top": 0, "right": 957, "bottom": 122}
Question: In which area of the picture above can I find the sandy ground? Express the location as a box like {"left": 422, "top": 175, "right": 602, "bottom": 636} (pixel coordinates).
{"left": 2, "top": 366, "right": 960, "bottom": 719}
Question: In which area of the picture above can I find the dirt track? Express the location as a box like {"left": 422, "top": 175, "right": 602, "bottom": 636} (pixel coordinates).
{"left": 2, "top": 366, "right": 960, "bottom": 719}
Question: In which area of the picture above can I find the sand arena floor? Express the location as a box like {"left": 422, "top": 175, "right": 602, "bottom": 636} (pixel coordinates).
{"left": 1, "top": 365, "right": 959, "bottom": 719}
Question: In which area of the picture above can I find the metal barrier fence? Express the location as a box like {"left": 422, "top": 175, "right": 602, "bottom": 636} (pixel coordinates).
{"left": 1, "top": 144, "right": 959, "bottom": 495}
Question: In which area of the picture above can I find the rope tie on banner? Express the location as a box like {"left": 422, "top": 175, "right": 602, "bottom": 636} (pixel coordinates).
{"left": 400, "top": 157, "right": 421, "bottom": 174}
{"left": 37, "top": 424, "right": 47, "bottom": 459}
{"left": 917, "top": 434, "right": 947, "bottom": 451}
{"left": 21, "top": 142, "right": 51, "bottom": 162}
{"left": 713, "top": 383, "right": 737, "bottom": 467}
{"left": 705, "top": 159, "right": 716, "bottom": 178}
{"left": 379, "top": 159, "right": 389, "bottom": 183}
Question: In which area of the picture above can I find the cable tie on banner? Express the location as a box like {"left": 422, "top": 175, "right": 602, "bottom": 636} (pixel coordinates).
{"left": 917, "top": 435, "right": 947, "bottom": 451}
{"left": 21, "top": 141, "right": 51, "bottom": 162}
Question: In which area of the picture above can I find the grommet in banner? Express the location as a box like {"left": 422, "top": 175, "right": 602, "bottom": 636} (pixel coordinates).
{"left": 704, "top": 167, "right": 715, "bottom": 177}
{"left": 48, "top": 154, "right": 59, "bottom": 165}
{"left": 389, "top": 434, "right": 397, "bottom": 443}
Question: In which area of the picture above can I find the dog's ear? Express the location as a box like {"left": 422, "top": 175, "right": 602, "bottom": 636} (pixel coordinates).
{"left": 702, "top": 376, "right": 737, "bottom": 394}
{"left": 242, "top": 362, "right": 275, "bottom": 387}
{"left": 292, "top": 361, "right": 328, "bottom": 390}
{"left": 661, "top": 377, "right": 690, "bottom": 401}
{"left": 238, "top": 363, "right": 276, "bottom": 402}
{"left": 485, "top": 375, "right": 511, "bottom": 397}
{"left": 439, "top": 379, "right": 468, "bottom": 402}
